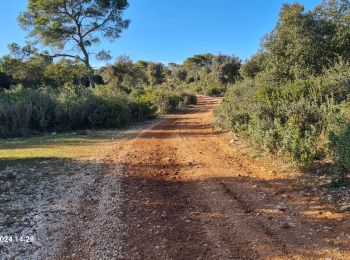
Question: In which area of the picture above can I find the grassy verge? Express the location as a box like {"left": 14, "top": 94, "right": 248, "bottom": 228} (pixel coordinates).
{"left": 0, "top": 129, "right": 128, "bottom": 170}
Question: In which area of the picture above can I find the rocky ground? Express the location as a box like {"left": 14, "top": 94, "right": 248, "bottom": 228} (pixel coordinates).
{"left": 0, "top": 122, "right": 158, "bottom": 260}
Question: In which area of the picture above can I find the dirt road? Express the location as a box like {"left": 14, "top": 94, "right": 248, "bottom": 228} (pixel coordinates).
{"left": 59, "top": 95, "right": 350, "bottom": 259}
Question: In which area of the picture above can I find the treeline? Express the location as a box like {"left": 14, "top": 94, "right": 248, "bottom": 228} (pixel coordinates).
{"left": 0, "top": 43, "right": 240, "bottom": 137}
{"left": 215, "top": 0, "right": 350, "bottom": 179}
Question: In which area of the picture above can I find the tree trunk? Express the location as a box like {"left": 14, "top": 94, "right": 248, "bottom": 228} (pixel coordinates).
{"left": 86, "top": 66, "right": 95, "bottom": 88}
{"left": 77, "top": 29, "right": 95, "bottom": 88}
{"left": 83, "top": 53, "right": 95, "bottom": 88}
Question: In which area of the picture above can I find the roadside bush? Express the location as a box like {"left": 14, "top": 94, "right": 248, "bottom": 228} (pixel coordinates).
{"left": 183, "top": 94, "right": 197, "bottom": 105}
{"left": 329, "top": 100, "right": 350, "bottom": 177}
{"left": 55, "top": 83, "right": 92, "bottom": 130}
{"left": 129, "top": 89, "right": 158, "bottom": 120}
{"left": 206, "top": 86, "right": 224, "bottom": 96}
{"left": 213, "top": 1, "right": 350, "bottom": 177}
{"left": 329, "top": 123, "right": 350, "bottom": 177}
{"left": 0, "top": 85, "right": 56, "bottom": 136}
{"left": 151, "top": 92, "right": 182, "bottom": 114}
{"left": 129, "top": 98, "right": 157, "bottom": 121}
{"left": 214, "top": 73, "right": 342, "bottom": 163}
{"left": 0, "top": 83, "right": 195, "bottom": 137}
{"left": 89, "top": 85, "right": 130, "bottom": 127}
{"left": 132, "top": 89, "right": 189, "bottom": 115}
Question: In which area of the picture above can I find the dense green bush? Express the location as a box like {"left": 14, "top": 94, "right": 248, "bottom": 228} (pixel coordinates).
{"left": 0, "top": 84, "right": 195, "bottom": 137}
{"left": 0, "top": 85, "right": 56, "bottom": 136}
{"left": 182, "top": 93, "right": 197, "bottom": 105}
{"left": 54, "top": 83, "right": 91, "bottom": 130}
{"left": 329, "top": 100, "right": 350, "bottom": 177}
{"left": 90, "top": 85, "right": 130, "bottom": 127}
{"left": 128, "top": 89, "right": 157, "bottom": 121}
{"left": 329, "top": 123, "right": 350, "bottom": 177}
{"left": 215, "top": 1, "right": 350, "bottom": 176}
{"left": 206, "top": 86, "right": 225, "bottom": 96}
{"left": 215, "top": 63, "right": 350, "bottom": 163}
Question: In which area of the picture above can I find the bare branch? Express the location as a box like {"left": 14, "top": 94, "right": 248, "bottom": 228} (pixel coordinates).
{"left": 82, "top": 10, "right": 115, "bottom": 38}
{"left": 48, "top": 53, "right": 84, "bottom": 63}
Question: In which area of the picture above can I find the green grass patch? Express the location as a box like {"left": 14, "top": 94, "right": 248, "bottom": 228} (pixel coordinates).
{"left": 0, "top": 130, "right": 121, "bottom": 170}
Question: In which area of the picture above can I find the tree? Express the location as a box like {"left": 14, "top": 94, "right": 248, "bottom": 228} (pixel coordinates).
{"left": 168, "top": 62, "right": 179, "bottom": 72}
{"left": 183, "top": 54, "right": 214, "bottom": 84}
{"left": 261, "top": 3, "right": 338, "bottom": 83}
{"left": 241, "top": 52, "right": 267, "bottom": 79}
{"left": 212, "top": 54, "right": 241, "bottom": 85}
{"left": 147, "top": 63, "right": 166, "bottom": 86}
{"left": 0, "top": 72, "right": 13, "bottom": 89}
{"left": 100, "top": 55, "right": 148, "bottom": 88}
{"left": 0, "top": 43, "right": 52, "bottom": 88}
{"left": 314, "top": 0, "right": 350, "bottom": 61}
{"left": 183, "top": 54, "right": 214, "bottom": 71}
{"left": 18, "top": 0, "right": 130, "bottom": 86}
{"left": 45, "top": 59, "right": 90, "bottom": 87}
{"left": 173, "top": 67, "right": 188, "bottom": 82}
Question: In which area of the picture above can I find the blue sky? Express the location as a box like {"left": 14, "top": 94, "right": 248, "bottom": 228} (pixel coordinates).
{"left": 0, "top": 0, "right": 321, "bottom": 67}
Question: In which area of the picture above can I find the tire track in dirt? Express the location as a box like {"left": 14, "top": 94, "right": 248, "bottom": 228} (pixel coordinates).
{"left": 117, "top": 95, "right": 350, "bottom": 259}
{"left": 58, "top": 95, "right": 350, "bottom": 259}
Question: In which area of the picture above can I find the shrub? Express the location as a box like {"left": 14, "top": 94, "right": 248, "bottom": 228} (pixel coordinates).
{"left": 129, "top": 98, "right": 157, "bottom": 121}
{"left": 206, "top": 86, "right": 224, "bottom": 96}
{"left": 183, "top": 94, "right": 197, "bottom": 105}
{"left": 0, "top": 82, "right": 196, "bottom": 138}
{"left": 167, "top": 94, "right": 183, "bottom": 111}
{"left": 329, "top": 123, "right": 350, "bottom": 177}
{"left": 90, "top": 85, "right": 130, "bottom": 127}
{"left": 328, "top": 100, "right": 350, "bottom": 178}
{"left": 215, "top": 76, "right": 333, "bottom": 163}
{"left": 0, "top": 85, "right": 56, "bottom": 136}
{"left": 132, "top": 89, "right": 187, "bottom": 115}
{"left": 55, "top": 83, "right": 92, "bottom": 130}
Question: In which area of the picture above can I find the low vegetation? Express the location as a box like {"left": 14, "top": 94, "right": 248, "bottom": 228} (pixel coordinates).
{"left": 0, "top": 45, "right": 239, "bottom": 138}
{"left": 215, "top": 0, "right": 350, "bottom": 181}
{"left": 0, "top": 82, "right": 196, "bottom": 137}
